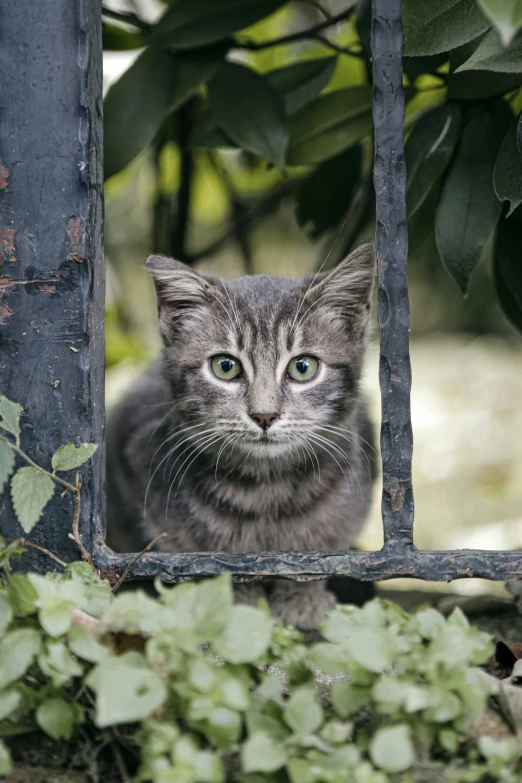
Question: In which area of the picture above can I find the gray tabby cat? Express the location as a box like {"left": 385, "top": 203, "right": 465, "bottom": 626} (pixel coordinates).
{"left": 106, "top": 243, "right": 376, "bottom": 628}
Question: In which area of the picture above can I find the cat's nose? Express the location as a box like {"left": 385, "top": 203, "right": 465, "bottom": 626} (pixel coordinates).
{"left": 249, "top": 411, "right": 280, "bottom": 430}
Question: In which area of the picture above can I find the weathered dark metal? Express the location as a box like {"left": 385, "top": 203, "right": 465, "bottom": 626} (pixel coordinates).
{"left": 0, "top": 0, "right": 105, "bottom": 567}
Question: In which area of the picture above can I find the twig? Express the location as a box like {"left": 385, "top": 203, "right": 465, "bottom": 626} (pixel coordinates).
{"left": 311, "top": 34, "right": 365, "bottom": 57}
{"left": 4, "top": 537, "right": 67, "bottom": 568}
{"left": 112, "top": 533, "right": 168, "bottom": 592}
{"left": 112, "top": 733, "right": 132, "bottom": 783}
{"left": 101, "top": 5, "right": 150, "bottom": 31}
{"left": 68, "top": 473, "right": 92, "bottom": 565}
{"left": 8, "top": 441, "right": 76, "bottom": 493}
{"left": 232, "top": 6, "right": 355, "bottom": 52}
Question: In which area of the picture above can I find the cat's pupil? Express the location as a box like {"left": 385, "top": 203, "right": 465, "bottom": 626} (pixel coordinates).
{"left": 295, "top": 358, "right": 309, "bottom": 375}
{"left": 220, "top": 358, "right": 234, "bottom": 374}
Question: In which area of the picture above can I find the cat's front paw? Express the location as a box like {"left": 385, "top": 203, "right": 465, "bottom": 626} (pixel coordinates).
{"left": 270, "top": 581, "right": 336, "bottom": 630}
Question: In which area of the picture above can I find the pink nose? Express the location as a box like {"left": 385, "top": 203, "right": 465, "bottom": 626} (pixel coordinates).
{"left": 249, "top": 412, "right": 279, "bottom": 430}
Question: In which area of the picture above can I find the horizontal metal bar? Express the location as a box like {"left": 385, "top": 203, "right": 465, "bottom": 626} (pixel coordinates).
{"left": 92, "top": 543, "right": 522, "bottom": 584}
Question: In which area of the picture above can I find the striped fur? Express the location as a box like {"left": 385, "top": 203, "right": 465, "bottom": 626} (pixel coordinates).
{"left": 106, "top": 243, "right": 377, "bottom": 627}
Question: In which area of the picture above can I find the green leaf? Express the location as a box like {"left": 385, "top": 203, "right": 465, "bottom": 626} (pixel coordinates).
{"left": 403, "top": 53, "right": 447, "bottom": 83}
{"left": 0, "top": 397, "right": 23, "bottom": 439}
{"left": 36, "top": 698, "right": 79, "bottom": 740}
{"left": 478, "top": 735, "right": 518, "bottom": 762}
{"left": 0, "top": 690, "right": 20, "bottom": 722}
{"left": 0, "top": 740, "right": 11, "bottom": 776}
{"left": 204, "top": 706, "right": 242, "bottom": 749}
{"left": 447, "top": 69, "right": 522, "bottom": 99}
{"left": 147, "top": 0, "right": 286, "bottom": 49}
{"left": 266, "top": 57, "right": 337, "bottom": 116}
{"left": 406, "top": 104, "right": 461, "bottom": 222}
{"left": 0, "top": 593, "right": 12, "bottom": 637}
{"left": 208, "top": 63, "right": 287, "bottom": 168}
{"left": 105, "top": 45, "right": 225, "bottom": 179}
{"left": 284, "top": 687, "right": 323, "bottom": 734}
{"left": 87, "top": 653, "right": 167, "bottom": 727}
{"left": 296, "top": 145, "right": 362, "bottom": 238}
{"left": 494, "top": 123, "right": 522, "bottom": 215}
{"left": 0, "top": 628, "right": 41, "bottom": 688}
{"left": 194, "top": 573, "right": 234, "bottom": 640}
{"left": 345, "top": 629, "right": 393, "bottom": 672}
{"left": 355, "top": 0, "right": 372, "bottom": 58}
{"left": 435, "top": 104, "right": 511, "bottom": 294}
{"left": 457, "top": 28, "right": 522, "bottom": 72}
{"left": 477, "top": 0, "right": 522, "bottom": 46}
{"left": 331, "top": 682, "right": 369, "bottom": 718}
{"left": 194, "top": 750, "right": 225, "bottom": 783}
{"left": 52, "top": 442, "right": 98, "bottom": 472}
{"left": 495, "top": 217, "right": 522, "bottom": 331}
{"left": 241, "top": 732, "right": 287, "bottom": 774}
{"left": 38, "top": 599, "right": 72, "bottom": 637}
{"left": 10, "top": 467, "right": 54, "bottom": 533}
{"left": 38, "top": 641, "right": 83, "bottom": 688}
{"left": 213, "top": 605, "right": 273, "bottom": 663}
{"left": 68, "top": 626, "right": 109, "bottom": 663}
{"left": 190, "top": 112, "right": 237, "bottom": 149}
{"left": 369, "top": 724, "right": 415, "bottom": 773}
{"left": 7, "top": 574, "right": 38, "bottom": 616}
{"left": 287, "top": 86, "right": 373, "bottom": 165}
{"left": 403, "top": 0, "right": 491, "bottom": 56}
{"left": 0, "top": 439, "right": 14, "bottom": 494}
{"left": 102, "top": 21, "right": 143, "bottom": 50}
{"left": 309, "top": 641, "right": 350, "bottom": 675}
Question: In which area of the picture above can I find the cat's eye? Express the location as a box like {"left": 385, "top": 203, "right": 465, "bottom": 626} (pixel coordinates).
{"left": 211, "top": 354, "right": 243, "bottom": 381}
{"left": 287, "top": 355, "right": 319, "bottom": 382}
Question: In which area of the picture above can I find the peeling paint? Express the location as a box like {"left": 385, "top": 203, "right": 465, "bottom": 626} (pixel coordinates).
{"left": 39, "top": 284, "right": 56, "bottom": 292}
{"left": 0, "top": 161, "right": 9, "bottom": 190}
{"left": 67, "top": 216, "right": 84, "bottom": 262}
{"left": 0, "top": 228, "right": 16, "bottom": 263}
{"left": 0, "top": 274, "right": 59, "bottom": 293}
{"left": 0, "top": 305, "right": 13, "bottom": 324}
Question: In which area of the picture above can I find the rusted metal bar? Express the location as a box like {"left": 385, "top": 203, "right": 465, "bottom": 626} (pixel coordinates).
{"left": 372, "top": 0, "right": 414, "bottom": 551}
{"left": 0, "top": 0, "right": 104, "bottom": 567}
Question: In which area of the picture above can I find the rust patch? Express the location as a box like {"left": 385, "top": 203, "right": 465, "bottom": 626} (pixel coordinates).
{"left": 0, "top": 305, "right": 13, "bottom": 324}
{"left": 0, "top": 274, "right": 59, "bottom": 294}
{"left": 39, "top": 284, "right": 56, "bottom": 292}
{"left": 67, "top": 216, "right": 84, "bottom": 262}
{"left": 0, "top": 228, "right": 16, "bottom": 263}
{"left": 384, "top": 479, "right": 408, "bottom": 513}
{"left": 390, "top": 374, "right": 401, "bottom": 383}
{"left": 0, "top": 161, "right": 9, "bottom": 190}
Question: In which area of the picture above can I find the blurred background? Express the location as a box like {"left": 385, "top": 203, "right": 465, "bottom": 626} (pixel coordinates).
{"left": 103, "top": 0, "right": 522, "bottom": 594}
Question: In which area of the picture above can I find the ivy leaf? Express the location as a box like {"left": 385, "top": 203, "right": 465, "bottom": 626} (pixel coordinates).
{"left": 105, "top": 45, "right": 225, "bottom": 179}
{"left": 7, "top": 574, "right": 38, "bottom": 616}
{"left": 287, "top": 86, "right": 373, "bottom": 165}
{"left": 266, "top": 57, "right": 337, "bottom": 116}
{"left": 476, "top": 0, "right": 522, "bottom": 46}
{"left": 402, "top": 0, "right": 491, "bottom": 56}
{"left": 0, "top": 439, "right": 14, "bottom": 494}
{"left": 0, "top": 397, "right": 23, "bottom": 439}
{"left": 435, "top": 104, "right": 511, "bottom": 294}
{"left": 68, "top": 627, "right": 109, "bottom": 664}
{"left": 241, "top": 732, "right": 287, "bottom": 773}
{"left": 370, "top": 724, "right": 415, "bottom": 772}
{"left": 456, "top": 28, "right": 522, "bottom": 72}
{"left": 345, "top": 629, "right": 393, "bottom": 672}
{"left": 0, "top": 628, "right": 41, "bottom": 688}
{"left": 0, "top": 740, "right": 11, "bottom": 776}
{"left": 309, "top": 642, "right": 350, "bottom": 675}
{"left": 0, "top": 690, "right": 21, "bottom": 722}
{"left": 213, "top": 605, "right": 273, "bottom": 663}
{"left": 494, "top": 123, "right": 522, "bottom": 215}
{"left": 51, "top": 442, "right": 98, "bottom": 472}
{"left": 284, "top": 687, "right": 324, "bottom": 734}
{"left": 36, "top": 698, "right": 79, "bottom": 740}
{"left": 10, "top": 467, "right": 55, "bottom": 533}
{"left": 331, "top": 682, "right": 370, "bottom": 718}
{"left": 495, "top": 217, "right": 522, "bottom": 331}
{"left": 208, "top": 63, "right": 287, "bottom": 168}
{"left": 406, "top": 104, "right": 461, "bottom": 222}
{"left": 38, "top": 640, "right": 83, "bottom": 688}
{"left": 147, "top": 0, "right": 286, "bottom": 49}
{"left": 87, "top": 653, "right": 167, "bottom": 727}
{"left": 296, "top": 145, "right": 362, "bottom": 238}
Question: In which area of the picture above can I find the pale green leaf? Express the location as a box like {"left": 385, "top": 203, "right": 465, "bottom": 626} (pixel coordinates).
{"left": 68, "top": 627, "right": 109, "bottom": 664}
{"left": 38, "top": 641, "right": 83, "bottom": 688}
{"left": 331, "top": 682, "right": 369, "bottom": 718}
{"left": 51, "top": 442, "right": 98, "bottom": 472}
{"left": 194, "top": 750, "right": 225, "bottom": 783}
{"left": 403, "top": 0, "right": 491, "bottom": 56}
{"left": 0, "top": 628, "right": 41, "bottom": 687}
{"left": 0, "top": 740, "right": 11, "bottom": 776}
{"left": 494, "top": 122, "right": 522, "bottom": 215}
{"left": 36, "top": 698, "right": 78, "bottom": 740}
{"left": 309, "top": 642, "right": 349, "bottom": 675}
{"left": 284, "top": 687, "right": 323, "bottom": 734}
{"left": 0, "top": 690, "right": 21, "bottom": 722}
{"left": 345, "top": 629, "right": 393, "bottom": 672}
{"left": 478, "top": 735, "right": 518, "bottom": 762}
{"left": 205, "top": 706, "right": 242, "bottom": 749}
{"left": 369, "top": 724, "right": 415, "bottom": 773}
{"left": 147, "top": 0, "right": 286, "bottom": 49}
{"left": 241, "top": 732, "right": 287, "bottom": 774}
{"left": 7, "top": 574, "right": 38, "bottom": 616}
{"left": 87, "top": 653, "right": 167, "bottom": 727}
{"left": 478, "top": 0, "right": 522, "bottom": 45}
{"left": 0, "top": 397, "right": 23, "bottom": 439}
{"left": 213, "top": 605, "right": 273, "bottom": 663}
{"left": 11, "top": 467, "right": 54, "bottom": 533}
{"left": 208, "top": 63, "right": 288, "bottom": 168}
{"left": 194, "top": 573, "right": 233, "bottom": 640}
{"left": 0, "top": 593, "right": 12, "bottom": 637}
{"left": 456, "top": 28, "right": 522, "bottom": 72}
{"left": 0, "top": 439, "right": 14, "bottom": 494}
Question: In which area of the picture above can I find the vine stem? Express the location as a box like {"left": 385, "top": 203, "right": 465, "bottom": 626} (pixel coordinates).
{"left": 69, "top": 473, "right": 92, "bottom": 566}
{"left": 8, "top": 441, "right": 76, "bottom": 492}
{"left": 112, "top": 533, "right": 168, "bottom": 592}
{"left": 4, "top": 537, "right": 67, "bottom": 568}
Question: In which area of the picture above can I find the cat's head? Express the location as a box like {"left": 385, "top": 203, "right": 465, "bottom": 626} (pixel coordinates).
{"left": 146, "top": 244, "right": 375, "bottom": 460}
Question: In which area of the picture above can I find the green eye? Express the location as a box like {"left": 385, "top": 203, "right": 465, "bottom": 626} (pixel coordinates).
{"left": 287, "top": 355, "right": 319, "bottom": 382}
{"left": 211, "top": 354, "right": 243, "bottom": 381}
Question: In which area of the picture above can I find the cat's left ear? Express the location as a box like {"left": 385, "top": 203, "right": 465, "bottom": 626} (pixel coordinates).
{"left": 304, "top": 242, "right": 375, "bottom": 330}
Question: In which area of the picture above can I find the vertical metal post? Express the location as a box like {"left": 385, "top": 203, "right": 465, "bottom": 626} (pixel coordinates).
{"left": 371, "top": 0, "right": 414, "bottom": 551}
{"left": 0, "top": 0, "right": 104, "bottom": 567}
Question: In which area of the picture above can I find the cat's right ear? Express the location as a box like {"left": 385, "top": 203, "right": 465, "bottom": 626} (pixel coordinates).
{"left": 146, "top": 255, "right": 216, "bottom": 340}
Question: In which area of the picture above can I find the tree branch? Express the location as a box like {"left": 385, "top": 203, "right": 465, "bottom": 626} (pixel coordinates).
{"left": 101, "top": 5, "right": 150, "bottom": 32}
